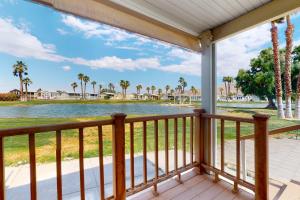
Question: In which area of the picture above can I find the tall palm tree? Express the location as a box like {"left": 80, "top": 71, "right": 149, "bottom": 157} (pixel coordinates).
{"left": 146, "top": 87, "right": 150, "bottom": 95}
{"left": 71, "top": 82, "right": 78, "bottom": 94}
{"left": 78, "top": 73, "right": 84, "bottom": 99}
{"left": 136, "top": 84, "right": 142, "bottom": 99}
{"left": 120, "top": 80, "right": 125, "bottom": 97}
{"left": 165, "top": 85, "right": 170, "bottom": 95}
{"left": 108, "top": 83, "right": 115, "bottom": 92}
{"left": 13, "top": 61, "right": 28, "bottom": 101}
{"left": 227, "top": 76, "right": 233, "bottom": 95}
{"left": 271, "top": 18, "right": 285, "bottom": 118}
{"left": 99, "top": 84, "right": 103, "bottom": 94}
{"left": 179, "top": 77, "right": 187, "bottom": 93}
{"left": 151, "top": 85, "right": 156, "bottom": 94}
{"left": 158, "top": 88, "right": 162, "bottom": 95}
{"left": 284, "top": 15, "right": 294, "bottom": 118}
{"left": 23, "top": 77, "right": 32, "bottom": 101}
{"left": 123, "top": 81, "right": 130, "bottom": 98}
{"left": 91, "top": 81, "right": 97, "bottom": 94}
{"left": 83, "top": 75, "right": 90, "bottom": 99}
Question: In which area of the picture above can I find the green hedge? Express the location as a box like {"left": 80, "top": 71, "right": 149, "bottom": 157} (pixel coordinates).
{"left": 0, "top": 93, "right": 20, "bottom": 101}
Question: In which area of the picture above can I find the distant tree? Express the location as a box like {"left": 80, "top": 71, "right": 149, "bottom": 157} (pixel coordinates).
{"left": 136, "top": 84, "right": 142, "bottom": 99}
{"left": 235, "top": 48, "right": 276, "bottom": 109}
{"left": 170, "top": 89, "right": 175, "bottom": 96}
{"left": 83, "top": 75, "right": 90, "bottom": 99}
{"left": 179, "top": 77, "right": 187, "bottom": 93}
{"left": 108, "top": 83, "right": 115, "bottom": 92}
{"left": 146, "top": 87, "right": 150, "bottom": 95}
{"left": 78, "top": 73, "right": 84, "bottom": 98}
{"left": 219, "top": 88, "right": 224, "bottom": 96}
{"left": 158, "top": 88, "right": 162, "bottom": 95}
{"left": 99, "top": 84, "right": 103, "bottom": 94}
{"left": 23, "top": 77, "right": 32, "bottom": 101}
{"left": 151, "top": 85, "right": 156, "bottom": 94}
{"left": 13, "top": 61, "right": 28, "bottom": 101}
{"left": 91, "top": 81, "right": 97, "bottom": 94}
{"left": 71, "top": 82, "right": 78, "bottom": 94}
{"left": 165, "top": 85, "right": 170, "bottom": 95}
{"left": 120, "top": 80, "right": 130, "bottom": 99}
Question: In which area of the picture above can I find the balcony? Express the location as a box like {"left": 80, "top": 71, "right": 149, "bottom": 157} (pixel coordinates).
{"left": 0, "top": 110, "right": 275, "bottom": 200}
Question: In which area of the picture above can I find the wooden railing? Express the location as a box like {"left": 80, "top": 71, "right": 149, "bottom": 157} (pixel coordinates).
{"left": 0, "top": 110, "right": 270, "bottom": 200}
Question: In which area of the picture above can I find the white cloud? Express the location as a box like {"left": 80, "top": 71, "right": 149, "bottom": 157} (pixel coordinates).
{"left": 0, "top": 18, "right": 64, "bottom": 62}
{"left": 57, "top": 28, "right": 68, "bottom": 35}
{"left": 62, "top": 65, "right": 71, "bottom": 71}
{"left": 217, "top": 23, "right": 271, "bottom": 76}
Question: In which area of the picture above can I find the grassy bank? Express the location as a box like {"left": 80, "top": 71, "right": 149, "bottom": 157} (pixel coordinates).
{"left": 1, "top": 108, "right": 300, "bottom": 166}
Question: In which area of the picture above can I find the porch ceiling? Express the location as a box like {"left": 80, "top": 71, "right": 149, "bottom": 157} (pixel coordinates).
{"left": 32, "top": 0, "right": 300, "bottom": 52}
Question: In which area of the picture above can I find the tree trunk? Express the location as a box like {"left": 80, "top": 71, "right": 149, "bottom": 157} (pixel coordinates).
{"left": 284, "top": 15, "right": 294, "bottom": 118}
{"left": 80, "top": 81, "right": 83, "bottom": 99}
{"left": 295, "top": 96, "right": 300, "bottom": 119}
{"left": 265, "top": 98, "right": 276, "bottom": 109}
{"left": 25, "top": 84, "right": 28, "bottom": 102}
{"left": 271, "top": 21, "right": 285, "bottom": 119}
{"left": 19, "top": 75, "right": 24, "bottom": 101}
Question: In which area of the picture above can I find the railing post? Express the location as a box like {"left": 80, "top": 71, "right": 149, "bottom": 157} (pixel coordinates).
{"left": 194, "top": 109, "right": 205, "bottom": 174}
{"left": 253, "top": 114, "right": 269, "bottom": 200}
{"left": 111, "top": 113, "right": 127, "bottom": 200}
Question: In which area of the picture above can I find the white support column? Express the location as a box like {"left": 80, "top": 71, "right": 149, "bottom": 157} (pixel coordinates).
{"left": 200, "top": 31, "right": 217, "bottom": 167}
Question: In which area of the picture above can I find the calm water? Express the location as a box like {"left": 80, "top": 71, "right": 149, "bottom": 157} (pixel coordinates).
{"left": 0, "top": 104, "right": 195, "bottom": 118}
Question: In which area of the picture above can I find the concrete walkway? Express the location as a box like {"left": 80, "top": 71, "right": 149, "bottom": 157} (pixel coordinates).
{"left": 5, "top": 150, "right": 191, "bottom": 200}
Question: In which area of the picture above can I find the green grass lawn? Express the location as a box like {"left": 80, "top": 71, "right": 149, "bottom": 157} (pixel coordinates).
{"left": 1, "top": 108, "right": 300, "bottom": 166}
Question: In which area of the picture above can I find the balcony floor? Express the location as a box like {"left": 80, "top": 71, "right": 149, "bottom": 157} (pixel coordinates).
{"left": 128, "top": 170, "right": 255, "bottom": 200}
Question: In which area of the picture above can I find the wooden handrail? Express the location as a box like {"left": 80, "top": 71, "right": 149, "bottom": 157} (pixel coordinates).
{"left": 202, "top": 113, "right": 254, "bottom": 123}
{"left": 124, "top": 113, "right": 196, "bottom": 123}
{"left": 241, "top": 124, "right": 300, "bottom": 140}
{"left": 0, "top": 119, "right": 114, "bottom": 137}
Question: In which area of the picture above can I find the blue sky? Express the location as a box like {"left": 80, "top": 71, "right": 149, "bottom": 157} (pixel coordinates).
{"left": 0, "top": 0, "right": 299, "bottom": 93}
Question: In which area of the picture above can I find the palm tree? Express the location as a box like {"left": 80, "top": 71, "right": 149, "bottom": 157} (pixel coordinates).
{"left": 179, "top": 77, "right": 187, "bottom": 93}
{"left": 190, "top": 86, "right": 197, "bottom": 104}
{"left": 91, "top": 81, "right": 97, "bottom": 94}
{"left": 99, "top": 84, "right": 103, "bottom": 94}
{"left": 146, "top": 87, "right": 150, "bottom": 95}
{"left": 165, "top": 85, "right": 170, "bottom": 95}
{"left": 170, "top": 89, "right": 175, "bottom": 96}
{"left": 78, "top": 73, "right": 84, "bottom": 99}
{"left": 83, "top": 75, "right": 90, "bottom": 99}
{"left": 71, "top": 82, "right": 78, "bottom": 93}
{"left": 151, "top": 85, "right": 156, "bottom": 94}
{"left": 13, "top": 61, "right": 28, "bottom": 101}
{"left": 227, "top": 76, "right": 233, "bottom": 95}
{"left": 120, "top": 80, "right": 130, "bottom": 99}
{"left": 158, "top": 88, "right": 162, "bottom": 95}
{"left": 284, "top": 15, "right": 294, "bottom": 118}
{"left": 271, "top": 18, "right": 285, "bottom": 118}
{"left": 108, "top": 83, "right": 115, "bottom": 92}
{"left": 23, "top": 77, "right": 32, "bottom": 101}
{"left": 136, "top": 84, "right": 142, "bottom": 99}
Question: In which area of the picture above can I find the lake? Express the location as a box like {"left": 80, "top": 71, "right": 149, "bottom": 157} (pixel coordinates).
{"left": 0, "top": 104, "right": 196, "bottom": 118}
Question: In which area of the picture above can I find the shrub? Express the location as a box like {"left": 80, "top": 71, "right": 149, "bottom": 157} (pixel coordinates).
{"left": 0, "top": 93, "right": 20, "bottom": 101}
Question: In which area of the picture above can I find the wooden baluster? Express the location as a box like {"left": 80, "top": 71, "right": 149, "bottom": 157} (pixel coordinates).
{"left": 130, "top": 122, "right": 135, "bottom": 189}
{"left": 98, "top": 126, "right": 105, "bottom": 200}
{"left": 56, "top": 130, "right": 62, "bottom": 200}
{"left": 190, "top": 116, "right": 194, "bottom": 164}
{"left": 193, "top": 109, "right": 205, "bottom": 174}
{"left": 182, "top": 117, "right": 186, "bottom": 167}
{"left": 0, "top": 137, "right": 5, "bottom": 200}
{"left": 164, "top": 119, "right": 169, "bottom": 175}
{"left": 79, "top": 128, "right": 85, "bottom": 200}
{"left": 111, "top": 113, "right": 127, "bottom": 200}
{"left": 253, "top": 114, "right": 270, "bottom": 200}
{"left": 153, "top": 120, "right": 159, "bottom": 196}
{"left": 143, "top": 121, "right": 147, "bottom": 184}
{"left": 220, "top": 119, "right": 225, "bottom": 172}
{"left": 233, "top": 122, "right": 241, "bottom": 193}
{"left": 207, "top": 118, "right": 212, "bottom": 167}
{"left": 29, "top": 133, "right": 37, "bottom": 200}
{"left": 174, "top": 118, "right": 181, "bottom": 182}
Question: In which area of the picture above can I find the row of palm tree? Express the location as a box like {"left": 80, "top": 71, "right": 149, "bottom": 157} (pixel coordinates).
{"left": 12, "top": 61, "right": 33, "bottom": 101}
{"left": 271, "top": 15, "right": 296, "bottom": 119}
